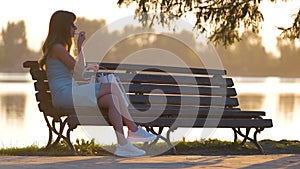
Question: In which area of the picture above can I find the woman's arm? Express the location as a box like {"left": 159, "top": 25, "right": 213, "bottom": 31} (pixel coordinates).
{"left": 52, "top": 44, "right": 86, "bottom": 79}
{"left": 74, "top": 32, "right": 87, "bottom": 76}
{"left": 51, "top": 44, "right": 76, "bottom": 70}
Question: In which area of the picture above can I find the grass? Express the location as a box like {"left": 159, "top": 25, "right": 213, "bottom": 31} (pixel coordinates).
{"left": 1, "top": 138, "right": 300, "bottom": 156}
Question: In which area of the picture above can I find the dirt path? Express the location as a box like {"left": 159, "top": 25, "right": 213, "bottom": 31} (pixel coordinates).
{"left": 0, "top": 154, "right": 299, "bottom": 169}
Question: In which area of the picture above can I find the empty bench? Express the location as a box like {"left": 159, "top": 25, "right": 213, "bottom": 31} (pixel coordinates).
{"left": 23, "top": 60, "right": 273, "bottom": 154}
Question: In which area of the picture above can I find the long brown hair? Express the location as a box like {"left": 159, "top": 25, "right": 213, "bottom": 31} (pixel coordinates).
{"left": 39, "top": 10, "right": 76, "bottom": 70}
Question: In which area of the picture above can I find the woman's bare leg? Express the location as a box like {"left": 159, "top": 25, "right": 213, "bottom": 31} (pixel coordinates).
{"left": 98, "top": 83, "right": 138, "bottom": 132}
{"left": 97, "top": 93, "right": 127, "bottom": 145}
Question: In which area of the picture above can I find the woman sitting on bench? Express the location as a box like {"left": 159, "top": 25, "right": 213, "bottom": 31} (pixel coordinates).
{"left": 38, "top": 10, "right": 156, "bottom": 157}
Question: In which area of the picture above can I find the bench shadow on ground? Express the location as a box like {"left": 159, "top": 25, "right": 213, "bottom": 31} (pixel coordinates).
{"left": 240, "top": 154, "right": 300, "bottom": 169}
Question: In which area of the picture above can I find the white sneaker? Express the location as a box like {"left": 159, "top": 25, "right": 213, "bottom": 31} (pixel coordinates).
{"left": 114, "top": 141, "right": 145, "bottom": 157}
{"left": 127, "top": 126, "right": 157, "bottom": 142}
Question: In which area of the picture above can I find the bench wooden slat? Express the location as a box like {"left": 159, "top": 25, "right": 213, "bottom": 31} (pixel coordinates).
{"left": 43, "top": 105, "right": 250, "bottom": 118}
{"left": 68, "top": 106, "right": 265, "bottom": 118}
{"left": 117, "top": 73, "right": 233, "bottom": 87}
{"left": 23, "top": 61, "right": 39, "bottom": 69}
{"left": 24, "top": 61, "right": 227, "bottom": 76}
{"left": 33, "top": 81, "right": 237, "bottom": 97}
{"left": 68, "top": 115, "right": 273, "bottom": 128}
{"left": 126, "top": 84, "right": 237, "bottom": 96}
{"left": 35, "top": 92, "right": 51, "bottom": 102}
{"left": 129, "top": 95, "right": 239, "bottom": 107}
{"left": 35, "top": 92, "right": 239, "bottom": 107}
{"left": 29, "top": 69, "right": 233, "bottom": 87}
{"left": 131, "top": 104, "right": 241, "bottom": 111}
{"left": 31, "top": 69, "right": 233, "bottom": 87}
{"left": 34, "top": 80, "right": 236, "bottom": 97}
{"left": 130, "top": 109, "right": 265, "bottom": 118}
{"left": 35, "top": 91, "right": 239, "bottom": 107}
{"left": 30, "top": 69, "right": 47, "bottom": 80}
{"left": 34, "top": 81, "right": 49, "bottom": 91}
{"left": 97, "top": 62, "right": 227, "bottom": 75}
{"left": 140, "top": 118, "right": 273, "bottom": 128}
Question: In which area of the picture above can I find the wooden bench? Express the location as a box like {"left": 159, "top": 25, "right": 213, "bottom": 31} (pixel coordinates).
{"left": 23, "top": 60, "right": 273, "bottom": 154}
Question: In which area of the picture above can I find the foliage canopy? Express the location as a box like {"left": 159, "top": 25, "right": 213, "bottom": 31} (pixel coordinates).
{"left": 117, "top": 0, "right": 300, "bottom": 46}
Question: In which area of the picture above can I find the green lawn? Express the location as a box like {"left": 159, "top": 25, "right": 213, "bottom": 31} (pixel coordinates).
{"left": 1, "top": 139, "right": 300, "bottom": 156}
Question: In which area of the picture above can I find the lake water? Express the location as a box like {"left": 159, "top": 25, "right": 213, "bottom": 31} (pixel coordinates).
{"left": 1, "top": 73, "right": 300, "bottom": 148}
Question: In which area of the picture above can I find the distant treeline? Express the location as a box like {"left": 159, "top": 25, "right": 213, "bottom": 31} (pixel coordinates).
{"left": 0, "top": 17, "right": 299, "bottom": 77}
{"left": 216, "top": 33, "right": 300, "bottom": 77}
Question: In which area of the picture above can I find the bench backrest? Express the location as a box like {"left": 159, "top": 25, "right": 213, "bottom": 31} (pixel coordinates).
{"left": 23, "top": 61, "right": 240, "bottom": 119}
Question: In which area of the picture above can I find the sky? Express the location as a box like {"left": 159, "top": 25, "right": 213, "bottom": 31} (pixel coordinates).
{"left": 0, "top": 0, "right": 299, "bottom": 57}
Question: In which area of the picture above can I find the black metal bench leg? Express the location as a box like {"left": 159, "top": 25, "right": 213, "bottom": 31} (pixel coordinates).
{"left": 51, "top": 118, "right": 75, "bottom": 152}
{"left": 51, "top": 118, "right": 64, "bottom": 147}
{"left": 166, "top": 127, "right": 177, "bottom": 154}
{"left": 43, "top": 115, "right": 66, "bottom": 149}
{"left": 233, "top": 127, "right": 265, "bottom": 154}
{"left": 240, "top": 128, "right": 251, "bottom": 145}
{"left": 42, "top": 114, "right": 75, "bottom": 152}
{"left": 253, "top": 128, "right": 265, "bottom": 154}
{"left": 142, "top": 127, "right": 168, "bottom": 150}
{"left": 232, "top": 128, "right": 238, "bottom": 143}
{"left": 66, "top": 128, "right": 75, "bottom": 152}
{"left": 142, "top": 126, "right": 177, "bottom": 155}
{"left": 142, "top": 126, "right": 163, "bottom": 150}
{"left": 43, "top": 113, "right": 53, "bottom": 149}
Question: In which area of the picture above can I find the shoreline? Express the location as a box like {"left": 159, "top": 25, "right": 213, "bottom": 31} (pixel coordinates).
{"left": 0, "top": 72, "right": 31, "bottom": 82}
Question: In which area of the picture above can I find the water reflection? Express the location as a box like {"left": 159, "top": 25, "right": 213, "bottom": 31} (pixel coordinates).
{"left": 279, "top": 94, "right": 295, "bottom": 123}
{"left": 238, "top": 94, "right": 264, "bottom": 111}
{"left": 0, "top": 94, "right": 26, "bottom": 125}
{"left": 0, "top": 79, "right": 49, "bottom": 148}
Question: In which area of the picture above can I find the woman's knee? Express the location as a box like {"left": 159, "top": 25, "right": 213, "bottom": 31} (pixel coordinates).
{"left": 98, "top": 83, "right": 120, "bottom": 97}
{"left": 98, "top": 93, "right": 120, "bottom": 108}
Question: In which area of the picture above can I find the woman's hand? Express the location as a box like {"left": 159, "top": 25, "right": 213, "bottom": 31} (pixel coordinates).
{"left": 81, "top": 63, "right": 99, "bottom": 81}
{"left": 76, "top": 31, "right": 86, "bottom": 53}
{"left": 85, "top": 63, "right": 99, "bottom": 72}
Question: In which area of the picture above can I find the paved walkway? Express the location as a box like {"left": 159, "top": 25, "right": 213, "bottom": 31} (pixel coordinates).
{"left": 0, "top": 154, "right": 299, "bottom": 169}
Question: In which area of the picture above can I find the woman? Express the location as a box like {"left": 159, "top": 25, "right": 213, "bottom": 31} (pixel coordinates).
{"left": 39, "top": 10, "right": 156, "bottom": 157}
